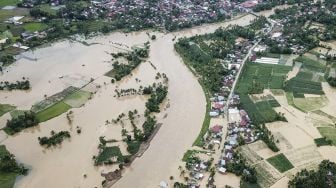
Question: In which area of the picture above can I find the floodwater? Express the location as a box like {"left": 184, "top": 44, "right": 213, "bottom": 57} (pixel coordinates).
{"left": 0, "top": 13, "right": 259, "bottom": 188}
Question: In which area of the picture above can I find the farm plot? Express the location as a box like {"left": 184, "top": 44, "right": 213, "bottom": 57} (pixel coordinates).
{"left": 239, "top": 95, "right": 282, "bottom": 124}
{"left": 293, "top": 95, "right": 328, "bottom": 112}
{"left": 63, "top": 90, "right": 92, "bottom": 108}
{"left": 236, "top": 63, "right": 292, "bottom": 94}
{"left": 32, "top": 86, "right": 92, "bottom": 122}
{"left": 36, "top": 102, "right": 71, "bottom": 122}
{"left": 248, "top": 140, "right": 276, "bottom": 159}
{"left": 284, "top": 145, "right": 322, "bottom": 168}
{"left": 266, "top": 153, "right": 294, "bottom": 173}
{"left": 272, "top": 132, "right": 293, "bottom": 151}
{"left": 317, "top": 127, "right": 336, "bottom": 145}
{"left": 0, "top": 104, "right": 15, "bottom": 117}
{"left": 239, "top": 144, "right": 264, "bottom": 164}
{"left": 285, "top": 78, "right": 324, "bottom": 95}
{"left": 312, "top": 110, "right": 336, "bottom": 123}
{"left": 294, "top": 55, "right": 326, "bottom": 72}
{"left": 254, "top": 161, "right": 283, "bottom": 188}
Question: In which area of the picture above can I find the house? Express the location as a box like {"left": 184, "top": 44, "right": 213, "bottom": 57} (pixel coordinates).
{"left": 211, "top": 125, "right": 223, "bottom": 134}
{"left": 209, "top": 111, "right": 219, "bottom": 117}
{"left": 218, "top": 167, "right": 227, "bottom": 174}
{"left": 6, "top": 16, "right": 24, "bottom": 25}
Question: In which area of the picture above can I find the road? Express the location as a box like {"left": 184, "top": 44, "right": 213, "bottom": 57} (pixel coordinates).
{"left": 224, "top": 14, "right": 277, "bottom": 119}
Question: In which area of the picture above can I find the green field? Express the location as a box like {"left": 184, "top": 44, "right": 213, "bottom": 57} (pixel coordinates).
{"left": 314, "top": 137, "right": 332, "bottom": 147}
{"left": 0, "top": 104, "right": 15, "bottom": 117}
{"left": 295, "top": 55, "right": 326, "bottom": 72}
{"left": 63, "top": 90, "right": 92, "bottom": 108}
{"left": 285, "top": 78, "right": 324, "bottom": 95}
{"left": 9, "top": 110, "right": 28, "bottom": 118}
{"left": 36, "top": 102, "right": 71, "bottom": 122}
{"left": 293, "top": 96, "right": 328, "bottom": 112}
{"left": 312, "top": 110, "right": 336, "bottom": 122}
{"left": 0, "top": 171, "right": 17, "bottom": 188}
{"left": 239, "top": 95, "right": 282, "bottom": 124}
{"left": 266, "top": 153, "right": 294, "bottom": 173}
{"left": 95, "top": 146, "right": 124, "bottom": 165}
{"left": 23, "top": 22, "right": 48, "bottom": 32}
{"left": 317, "top": 127, "right": 336, "bottom": 145}
{"left": 0, "top": 0, "right": 20, "bottom": 7}
{"left": 236, "top": 63, "right": 292, "bottom": 94}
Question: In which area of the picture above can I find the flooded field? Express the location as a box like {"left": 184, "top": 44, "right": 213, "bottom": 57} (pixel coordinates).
{"left": 0, "top": 13, "right": 259, "bottom": 188}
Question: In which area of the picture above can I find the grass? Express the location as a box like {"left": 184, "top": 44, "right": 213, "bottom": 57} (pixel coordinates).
{"left": 193, "top": 80, "right": 211, "bottom": 147}
{"left": 293, "top": 96, "right": 328, "bottom": 112}
{"left": 285, "top": 92, "right": 295, "bottom": 106}
{"left": 0, "top": 172, "right": 17, "bottom": 188}
{"left": 63, "top": 90, "right": 92, "bottom": 108}
{"left": 23, "top": 22, "right": 48, "bottom": 32}
{"left": 266, "top": 153, "right": 294, "bottom": 173}
{"left": 312, "top": 110, "right": 336, "bottom": 122}
{"left": 0, "top": 0, "right": 20, "bottom": 7}
{"left": 270, "top": 89, "right": 284, "bottom": 96}
{"left": 0, "top": 104, "right": 15, "bottom": 117}
{"left": 0, "top": 146, "right": 18, "bottom": 188}
{"left": 317, "top": 127, "right": 336, "bottom": 145}
{"left": 314, "top": 137, "right": 332, "bottom": 147}
{"left": 182, "top": 150, "right": 207, "bottom": 162}
{"left": 241, "top": 181, "right": 261, "bottom": 188}
{"left": 239, "top": 94, "right": 282, "bottom": 124}
{"left": 36, "top": 102, "right": 71, "bottom": 122}
{"left": 9, "top": 110, "right": 28, "bottom": 118}
{"left": 95, "top": 146, "right": 124, "bottom": 165}
{"left": 35, "top": 4, "right": 57, "bottom": 17}
{"left": 0, "top": 9, "right": 29, "bottom": 22}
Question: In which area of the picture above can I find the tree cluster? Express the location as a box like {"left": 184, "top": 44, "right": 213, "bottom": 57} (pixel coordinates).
{"left": 0, "top": 80, "right": 30, "bottom": 90}
{"left": 289, "top": 160, "right": 336, "bottom": 187}
{"left": 0, "top": 145, "right": 28, "bottom": 176}
{"left": 4, "top": 111, "right": 39, "bottom": 135}
{"left": 38, "top": 130, "right": 71, "bottom": 147}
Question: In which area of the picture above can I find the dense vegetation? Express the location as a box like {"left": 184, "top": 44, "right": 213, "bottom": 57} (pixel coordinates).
{"left": 0, "top": 145, "right": 27, "bottom": 188}
{"left": 226, "top": 153, "right": 258, "bottom": 185}
{"left": 4, "top": 111, "right": 39, "bottom": 135}
{"left": 253, "top": 0, "right": 304, "bottom": 12}
{"left": 175, "top": 25, "right": 255, "bottom": 94}
{"left": 289, "top": 160, "right": 336, "bottom": 187}
{"left": 327, "top": 77, "right": 336, "bottom": 87}
{"left": 314, "top": 137, "right": 332, "bottom": 147}
{"left": 145, "top": 85, "right": 168, "bottom": 113}
{"left": 38, "top": 131, "right": 71, "bottom": 147}
{"left": 94, "top": 136, "right": 129, "bottom": 165}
